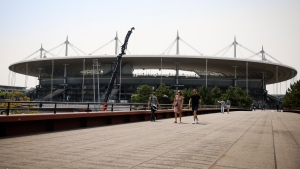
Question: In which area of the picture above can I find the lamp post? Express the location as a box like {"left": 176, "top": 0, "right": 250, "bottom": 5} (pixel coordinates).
{"left": 93, "top": 59, "right": 100, "bottom": 110}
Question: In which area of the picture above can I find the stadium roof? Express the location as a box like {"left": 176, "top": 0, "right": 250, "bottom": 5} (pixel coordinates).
{"left": 9, "top": 55, "right": 297, "bottom": 85}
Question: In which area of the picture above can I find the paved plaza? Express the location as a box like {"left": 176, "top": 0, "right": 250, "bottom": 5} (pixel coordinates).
{"left": 0, "top": 110, "right": 299, "bottom": 169}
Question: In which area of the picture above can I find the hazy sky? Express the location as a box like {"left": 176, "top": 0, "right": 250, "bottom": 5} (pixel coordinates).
{"left": 0, "top": 0, "right": 299, "bottom": 94}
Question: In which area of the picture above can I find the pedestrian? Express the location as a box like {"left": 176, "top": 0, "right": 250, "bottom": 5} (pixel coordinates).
{"left": 218, "top": 100, "right": 225, "bottom": 114}
{"left": 148, "top": 92, "right": 160, "bottom": 121}
{"left": 226, "top": 100, "right": 231, "bottom": 114}
{"left": 188, "top": 89, "right": 201, "bottom": 124}
{"left": 173, "top": 90, "right": 184, "bottom": 123}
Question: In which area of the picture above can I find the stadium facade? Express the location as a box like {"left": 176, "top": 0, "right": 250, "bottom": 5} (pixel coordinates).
{"left": 8, "top": 34, "right": 297, "bottom": 108}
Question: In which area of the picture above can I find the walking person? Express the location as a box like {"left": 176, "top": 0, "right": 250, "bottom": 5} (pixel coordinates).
{"left": 188, "top": 89, "right": 201, "bottom": 124}
{"left": 218, "top": 100, "right": 225, "bottom": 114}
{"left": 148, "top": 92, "right": 160, "bottom": 121}
{"left": 173, "top": 90, "right": 184, "bottom": 123}
{"left": 226, "top": 100, "right": 231, "bottom": 114}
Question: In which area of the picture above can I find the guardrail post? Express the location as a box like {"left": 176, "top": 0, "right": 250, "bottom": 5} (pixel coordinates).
{"left": 130, "top": 104, "right": 132, "bottom": 111}
{"left": 54, "top": 103, "right": 57, "bottom": 114}
{"left": 111, "top": 104, "right": 113, "bottom": 112}
{"left": 87, "top": 103, "right": 90, "bottom": 112}
{"left": 6, "top": 102, "right": 10, "bottom": 116}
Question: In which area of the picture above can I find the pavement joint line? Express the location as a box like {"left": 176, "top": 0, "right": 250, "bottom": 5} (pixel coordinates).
{"left": 274, "top": 112, "right": 300, "bottom": 147}
{"left": 2, "top": 111, "right": 298, "bottom": 168}
{"left": 52, "top": 112, "right": 250, "bottom": 168}
{"left": 271, "top": 112, "right": 278, "bottom": 169}
{"left": 208, "top": 112, "right": 264, "bottom": 169}
{"left": 129, "top": 112, "right": 260, "bottom": 168}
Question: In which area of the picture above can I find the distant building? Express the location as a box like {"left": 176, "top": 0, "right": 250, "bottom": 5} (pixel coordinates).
{"left": 0, "top": 85, "right": 26, "bottom": 92}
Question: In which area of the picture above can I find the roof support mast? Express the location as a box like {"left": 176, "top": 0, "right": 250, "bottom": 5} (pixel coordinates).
{"left": 65, "top": 36, "right": 69, "bottom": 56}
{"left": 261, "top": 46, "right": 266, "bottom": 61}
{"left": 176, "top": 31, "right": 180, "bottom": 55}
{"left": 115, "top": 32, "right": 118, "bottom": 55}
{"left": 233, "top": 36, "right": 237, "bottom": 58}
{"left": 40, "top": 44, "right": 43, "bottom": 58}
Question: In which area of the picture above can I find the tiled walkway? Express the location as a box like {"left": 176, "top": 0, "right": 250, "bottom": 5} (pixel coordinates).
{"left": 0, "top": 110, "right": 299, "bottom": 169}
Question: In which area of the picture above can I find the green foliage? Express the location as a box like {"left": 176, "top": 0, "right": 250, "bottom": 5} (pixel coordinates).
{"left": 131, "top": 83, "right": 175, "bottom": 104}
{"left": 130, "top": 94, "right": 139, "bottom": 103}
{"left": 181, "top": 88, "right": 193, "bottom": 104}
{"left": 131, "top": 84, "right": 153, "bottom": 103}
{"left": 221, "top": 86, "right": 253, "bottom": 108}
{"left": 0, "top": 91, "right": 39, "bottom": 114}
{"left": 211, "top": 86, "right": 222, "bottom": 104}
{"left": 0, "top": 91, "right": 12, "bottom": 99}
{"left": 282, "top": 80, "right": 300, "bottom": 110}
{"left": 155, "top": 83, "right": 174, "bottom": 104}
{"left": 130, "top": 84, "right": 252, "bottom": 108}
{"left": 198, "top": 85, "right": 214, "bottom": 105}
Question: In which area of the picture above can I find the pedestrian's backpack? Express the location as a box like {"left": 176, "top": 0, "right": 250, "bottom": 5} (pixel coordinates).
{"left": 150, "top": 96, "right": 158, "bottom": 110}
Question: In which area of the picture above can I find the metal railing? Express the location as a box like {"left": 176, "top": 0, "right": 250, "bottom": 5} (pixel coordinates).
{"left": 0, "top": 101, "right": 242, "bottom": 116}
{"left": 0, "top": 101, "right": 176, "bottom": 116}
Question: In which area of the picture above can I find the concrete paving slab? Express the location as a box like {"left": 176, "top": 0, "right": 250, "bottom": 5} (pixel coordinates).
{"left": 0, "top": 110, "right": 299, "bottom": 169}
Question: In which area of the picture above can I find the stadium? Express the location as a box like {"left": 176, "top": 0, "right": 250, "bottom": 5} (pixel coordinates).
{"left": 8, "top": 32, "right": 297, "bottom": 108}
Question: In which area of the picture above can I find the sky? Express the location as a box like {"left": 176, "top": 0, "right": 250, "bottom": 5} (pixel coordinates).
{"left": 0, "top": 0, "right": 299, "bottom": 95}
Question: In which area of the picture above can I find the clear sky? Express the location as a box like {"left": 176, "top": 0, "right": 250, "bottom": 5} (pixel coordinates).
{"left": 0, "top": 0, "right": 299, "bottom": 95}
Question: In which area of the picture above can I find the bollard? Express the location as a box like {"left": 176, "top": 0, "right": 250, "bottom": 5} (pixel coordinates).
{"left": 6, "top": 102, "right": 10, "bottom": 116}
{"left": 87, "top": 103, "right": 90, "bottom": 112}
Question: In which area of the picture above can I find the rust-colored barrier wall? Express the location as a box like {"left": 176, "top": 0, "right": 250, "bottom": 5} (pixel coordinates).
{"left": 0, "top": 108, "right": 245, "bottom": 137}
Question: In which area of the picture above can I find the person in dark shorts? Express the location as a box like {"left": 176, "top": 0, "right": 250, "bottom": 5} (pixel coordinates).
{"left": 188, "top": 89, "right": 201, "bottom": 124}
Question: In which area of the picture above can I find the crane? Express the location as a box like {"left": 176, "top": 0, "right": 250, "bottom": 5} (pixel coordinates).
{"left": 102, "top": 27, "right": 135, "bottom": 111}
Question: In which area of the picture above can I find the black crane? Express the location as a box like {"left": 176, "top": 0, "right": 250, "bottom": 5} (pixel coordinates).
{"left": 102, "top": 27, "right": 134, "bottom": 110}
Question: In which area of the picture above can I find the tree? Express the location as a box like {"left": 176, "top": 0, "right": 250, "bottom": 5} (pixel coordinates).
{"left": 211, "top": 86, "right": 222, "bottom": 104}
{"left": 233, "top": 87, "right": 253, "bottom": 107}
{"left": 131, "top": 84, "right": 152, "bottom": 103}
{"left": 181, "top": 88, "right": 193, "bottom": 104}
{"left": 221, "top": 86, "right": 253, "bottom": 108}
{"left": 282, "top": 80, "right": 300, "bottom": 110}
{"left": 155, "top": 83, "right": 174, "bottom": 104}
{"left": 221, "top": 86, "right": 235, "bottom": 104}
{"left": 199, "top": 85, "right": 214, "bottom": 105}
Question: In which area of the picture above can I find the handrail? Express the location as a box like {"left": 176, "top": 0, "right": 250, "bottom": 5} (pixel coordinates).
{"left": 0, "top": 101, "right": 243, "bottom": 116}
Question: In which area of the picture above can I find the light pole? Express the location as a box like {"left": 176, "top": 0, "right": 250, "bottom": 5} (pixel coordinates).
{"left": 93, "top": 59, "right": 101, "bottom": 110}
{"left": 92, "top": 59, "right": 99, "bottom": 110}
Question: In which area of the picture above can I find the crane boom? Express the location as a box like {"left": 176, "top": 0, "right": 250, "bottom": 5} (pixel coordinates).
{"left": 103, "top": 27, "right": 135, "bottom": 105}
